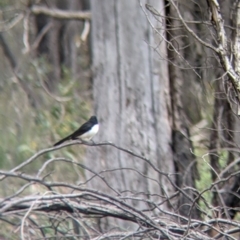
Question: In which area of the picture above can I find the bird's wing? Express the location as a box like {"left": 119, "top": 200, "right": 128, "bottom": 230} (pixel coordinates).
{"left": 53, "top": 121, "right": 93, "bottom": 146}
{"left": 70, "top": 121, "right": 92, "bottom": 139}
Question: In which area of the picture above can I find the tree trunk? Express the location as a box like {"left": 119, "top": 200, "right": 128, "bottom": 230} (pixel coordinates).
{"left": 34, "top": 0, "right": 88, "bottom": 89}
{"left": 86, "top": 0, "right": 175, "bottom": 230}
{"left": 166, "top": 0, "right": 204, "bottom": 219}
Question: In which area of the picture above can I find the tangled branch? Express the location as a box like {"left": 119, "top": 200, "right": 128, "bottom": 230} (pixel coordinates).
{"left": 0, "top": 141, "right": 238, "bottom": 239}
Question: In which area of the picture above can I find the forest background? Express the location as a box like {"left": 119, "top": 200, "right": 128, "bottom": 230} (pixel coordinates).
{"left": 0, "top": 0, "right": 240, "bottom": 239}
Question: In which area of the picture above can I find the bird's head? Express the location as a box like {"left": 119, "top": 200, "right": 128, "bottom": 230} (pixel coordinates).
{"left": 89, "top": 116, "right": 98, "bottom": 124}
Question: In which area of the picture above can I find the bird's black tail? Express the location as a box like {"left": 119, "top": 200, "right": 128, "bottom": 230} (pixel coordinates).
{"left": 53, "top": 135, "right": 72, "bottom": 146}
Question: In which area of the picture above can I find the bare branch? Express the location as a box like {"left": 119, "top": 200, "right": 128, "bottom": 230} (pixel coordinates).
{"left": 0, "top": 140, "right": 238, "bottom": 238}
{"left": 147, "top": 2, "right": 217, "bottom": 52}
{"left": 31, "top": 5, "right": 91, "bottom": 21}
{"left": 0, "top": 13, "right": 24, "bottom": 32}
{"left": 207, "top": 0, "right": 240, "bottom": 92}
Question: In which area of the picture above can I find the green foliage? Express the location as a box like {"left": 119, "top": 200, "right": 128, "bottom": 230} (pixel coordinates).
{"left": 195, "top": 152, "right": 213, "bottom": 216}
{"left": 0, "top": 0, "right": 13, "bottom": 7}
{"left": 0, "top": 57, "right": 91, "bottom": 171}
{"left": 194, "top": 147, "right": 230, "bottom": 218}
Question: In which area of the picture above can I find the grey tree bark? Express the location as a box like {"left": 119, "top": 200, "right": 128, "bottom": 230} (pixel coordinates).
{"left": 86, "top": 0, "right": 175, "bottom": 230}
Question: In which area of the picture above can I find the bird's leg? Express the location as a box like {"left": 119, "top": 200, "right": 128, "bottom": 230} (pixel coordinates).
{"left": 74, "top": 137, "right": 89, "bottom": 144}
{"left": 73, "top": 137, "right": 84, "bottom": 143}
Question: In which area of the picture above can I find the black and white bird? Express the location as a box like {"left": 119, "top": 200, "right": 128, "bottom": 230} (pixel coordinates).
{"left": 53, "top": 116, "right": 99, "bottom": 146}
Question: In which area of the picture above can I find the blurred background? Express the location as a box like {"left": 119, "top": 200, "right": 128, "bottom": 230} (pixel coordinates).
{"left": 0, "top": 0, "right": 92, "bottom": 167}
{"left": 0, "top": 0, "right": 240, "bottom": 238}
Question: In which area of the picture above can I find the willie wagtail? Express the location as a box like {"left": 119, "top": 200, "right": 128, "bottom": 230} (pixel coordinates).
{"left": 53, "top": 116, "right": 99, "bottom": 146}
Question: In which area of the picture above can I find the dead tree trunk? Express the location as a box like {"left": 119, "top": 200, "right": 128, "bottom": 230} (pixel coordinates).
{"left": 86, "top": 0, "right": 175, "bottom": 230}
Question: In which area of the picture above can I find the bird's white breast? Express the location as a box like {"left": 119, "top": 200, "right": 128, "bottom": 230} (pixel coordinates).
{"left": 80, "top": 124, "right": 99, "bottom": 141}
